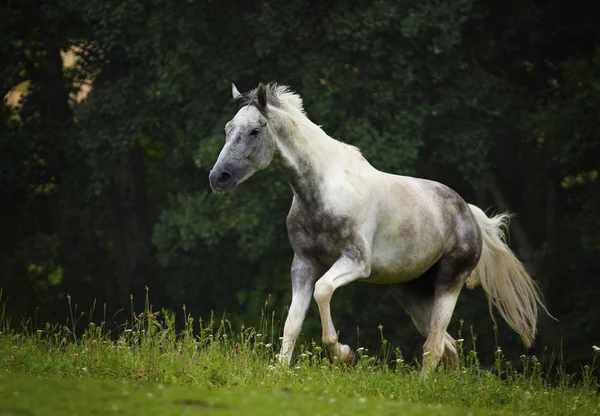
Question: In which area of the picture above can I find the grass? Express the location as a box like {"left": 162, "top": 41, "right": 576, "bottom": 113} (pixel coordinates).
{"left": 0, "top": 292, "right": 598, "bottom": 415}
{"left": 0, "top": 375, "right": 506, "bottom": 416}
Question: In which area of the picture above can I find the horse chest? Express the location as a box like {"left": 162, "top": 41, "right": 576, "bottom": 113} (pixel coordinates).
{"left": 287, "top": 211, "right": 355, "bottom": 265}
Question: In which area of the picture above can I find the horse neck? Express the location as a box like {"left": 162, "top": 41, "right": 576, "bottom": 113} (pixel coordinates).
{"left": 271, "top": 109, "right": 346, "bottom": 206}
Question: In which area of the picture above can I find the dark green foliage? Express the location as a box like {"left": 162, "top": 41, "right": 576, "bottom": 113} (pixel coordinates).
{"left": 1, "top": 0, "right": 599, "bottom": 367}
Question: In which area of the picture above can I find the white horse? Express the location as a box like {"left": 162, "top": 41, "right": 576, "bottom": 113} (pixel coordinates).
{"left": 209, "top": 82, "right": 548, "bottom": 378}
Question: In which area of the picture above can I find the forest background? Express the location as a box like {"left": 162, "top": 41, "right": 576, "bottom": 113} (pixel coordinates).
{"left": 2, "top": 0, "right": 599, "bottom": 366}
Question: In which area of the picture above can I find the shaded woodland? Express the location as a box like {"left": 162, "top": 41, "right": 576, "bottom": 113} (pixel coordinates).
{"left": 1, "top": 0, "right": 599, "bottom": 366}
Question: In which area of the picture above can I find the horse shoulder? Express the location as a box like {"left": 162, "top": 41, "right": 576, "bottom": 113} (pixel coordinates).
{"left": 286, "top": 198, "right": 315, "bottom": 255}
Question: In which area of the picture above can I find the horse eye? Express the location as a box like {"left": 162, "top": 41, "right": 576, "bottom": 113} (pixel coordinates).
{"left": 250, "top": 128, "right": 260, "bottom": 136}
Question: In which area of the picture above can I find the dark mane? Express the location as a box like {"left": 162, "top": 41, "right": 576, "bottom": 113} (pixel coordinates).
{"left": 234, "top": 82, "right": 282, "bottom": 115}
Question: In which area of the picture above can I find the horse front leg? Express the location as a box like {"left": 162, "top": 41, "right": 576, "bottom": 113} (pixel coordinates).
{"left": 278, "top": 255, "right": 321, "bottom": 365}
{"left": 313, "top": 249, "right": 371, "bottom": 365}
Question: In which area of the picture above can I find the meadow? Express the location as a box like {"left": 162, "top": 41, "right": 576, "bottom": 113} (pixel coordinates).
{"left": 0, "top": 293, "right": 598, "bottom": 415}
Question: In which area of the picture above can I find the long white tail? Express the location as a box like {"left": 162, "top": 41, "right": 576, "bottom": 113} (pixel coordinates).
{"left": 466, "top": 204, "right": 549, "bottom": 347}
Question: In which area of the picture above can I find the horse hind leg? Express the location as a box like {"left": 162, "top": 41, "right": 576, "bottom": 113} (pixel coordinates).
{"left": 420, "top": 288, "right": 462, "bottom": 378}
{"left": 391, "top": 282, "right": 460, "bottom": 374}
{"left": 420, "top": 245, "right": 480, "bottom": 379}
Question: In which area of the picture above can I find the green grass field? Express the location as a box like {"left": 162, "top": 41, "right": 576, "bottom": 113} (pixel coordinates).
{"left": 0, "top": 296, "right": 598, "bottom": 415}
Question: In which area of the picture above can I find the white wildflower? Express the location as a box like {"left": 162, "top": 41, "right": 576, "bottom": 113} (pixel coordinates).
{"left": 265, "top": 343, "right": 272, "bottom": 348}
{"left": 256, "top": 334, "right": 262, "bottom": 337}
{"left": 279, "top": 337, "right": 284, "bottom": 341}
{"left": 357, "top": 347, "right": 365, "bottom": 352}
{"left": 358, "top": 397, "right": 367, "bottom": 404}
{"left": 267, "top": 365, "right": 276, "bottom": 371}
{"left": 593, "top": 345, "right": 600, "bottom": 353}
{"left": 329, "top": 398, "right": 336, "bottom": 403}
{"left": 124, "top": 329, "right": 132, "bottom": 333}
{"left": 81, "top": 367, "right": 88, "bottom": 372}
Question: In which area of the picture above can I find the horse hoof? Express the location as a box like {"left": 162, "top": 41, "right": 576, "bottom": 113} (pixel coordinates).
{"left": 340, "top": 344, "right": 356, "bottom": 367}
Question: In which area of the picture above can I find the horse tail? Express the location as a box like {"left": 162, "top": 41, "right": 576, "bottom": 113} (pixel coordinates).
{"left": 466, "top": 204, "right": 549, "bottom": 348}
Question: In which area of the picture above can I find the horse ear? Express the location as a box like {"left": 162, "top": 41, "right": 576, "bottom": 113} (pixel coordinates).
{"left": 257, "top": 83, "right": 267, "bottom": 108}
{"left": 231, "top": 83, "right": 242, "bottom": 101}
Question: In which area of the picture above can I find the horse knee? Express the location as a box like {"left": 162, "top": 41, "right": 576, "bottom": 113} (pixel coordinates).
{"left": 314, "top": 281, "right": 333, "bottom": 305}
{"left": 321, "top": 333, "right": 338, "bottom": 348}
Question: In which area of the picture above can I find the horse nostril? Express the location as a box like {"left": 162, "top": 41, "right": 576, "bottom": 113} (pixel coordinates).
{"left": 217, "top": 171, "right": 231, "bottom": 184}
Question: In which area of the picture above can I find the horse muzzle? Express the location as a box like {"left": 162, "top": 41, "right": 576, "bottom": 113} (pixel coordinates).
{"left": 209, "top": 167, "right": 238, "bottom": 196}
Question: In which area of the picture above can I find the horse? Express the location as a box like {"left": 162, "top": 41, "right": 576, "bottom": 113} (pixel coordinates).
{"left": 208, "top": 82, "right": 548, "bottom": 378}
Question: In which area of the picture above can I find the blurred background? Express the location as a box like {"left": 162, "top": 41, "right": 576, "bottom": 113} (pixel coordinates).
{"left": 1, "top": 0, "right": 599, "bottom": 368}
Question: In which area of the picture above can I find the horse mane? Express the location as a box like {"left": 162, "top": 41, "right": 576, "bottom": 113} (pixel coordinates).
{"left": 267, "top": 83, "right": 306, "bottom": 115}
{"left": 236, "top": 82, "right": 305, "bottom": 116}
{"left": 237, "top": 82, "right": 362, "bottom": 155}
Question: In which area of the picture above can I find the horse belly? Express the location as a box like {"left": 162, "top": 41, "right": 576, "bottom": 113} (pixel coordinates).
{"left": 365, "top": 237, "right": 444, "bottom": 284}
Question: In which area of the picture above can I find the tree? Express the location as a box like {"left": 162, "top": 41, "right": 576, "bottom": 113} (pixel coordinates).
{"left": 1, "top": 0, "right": 599, "bottom": 365}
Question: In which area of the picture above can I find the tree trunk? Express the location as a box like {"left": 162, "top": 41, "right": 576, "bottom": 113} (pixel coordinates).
{"left": 110, "top": 144, "right": 152, "bottom": 307}
{"left": 37, "top": 15, "right": 84, "bottom": 291}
